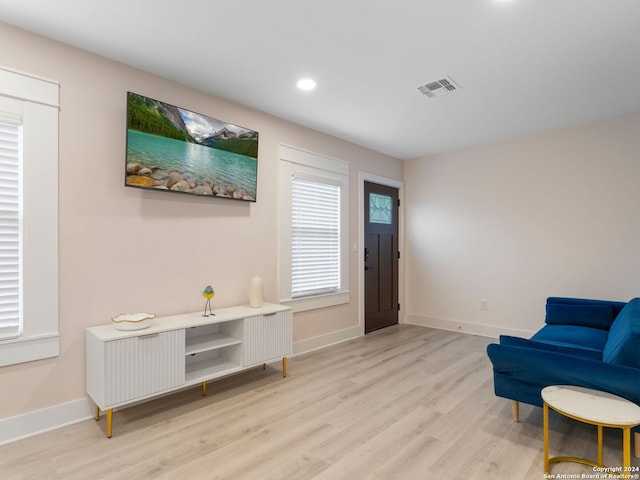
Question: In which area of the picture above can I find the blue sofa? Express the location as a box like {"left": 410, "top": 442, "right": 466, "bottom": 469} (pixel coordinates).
{"left": 487, "top": 296, "right": 640, "bottom": 450}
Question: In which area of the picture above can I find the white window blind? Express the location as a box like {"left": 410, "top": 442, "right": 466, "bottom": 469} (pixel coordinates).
{"left": 291, "top": 175, "right": 341, "bottom": 298}
{"left": 0, "top": 120, "right": 21, "bottom": 340}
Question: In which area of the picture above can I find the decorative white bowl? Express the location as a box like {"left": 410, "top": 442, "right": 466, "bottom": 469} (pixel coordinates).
{"left": 112, "top": 313, "right": 156, "bottom": 331}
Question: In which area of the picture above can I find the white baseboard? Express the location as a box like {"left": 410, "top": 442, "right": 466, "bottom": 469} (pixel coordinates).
{"left": 293, "top": 325, "right": 362, "bottom": 356}
{"left": 0, "top": 397, "right": 94, "bottom": 446}
{"left": 405, "top": 313, "right": 535, "bottom": 339}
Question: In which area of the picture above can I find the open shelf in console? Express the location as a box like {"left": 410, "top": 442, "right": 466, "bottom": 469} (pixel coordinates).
{"left": 185, "top": 347, "right": 242, "bottom": 383}
{"left": 185, "top": 332, "right": 241, "bottom": 355}
{"left": 184, "top": 319, "right": 243, "bottom": 384}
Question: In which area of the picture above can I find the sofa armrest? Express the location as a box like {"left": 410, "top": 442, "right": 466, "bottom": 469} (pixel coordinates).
{"left": 498, "top": 335, "right": 602, "bottom": 360}
{"left": 487, "top": 343, "right": 640, "bottom": 406}
{"left": 545, "top": 297, "right": 626, "bottom": 330}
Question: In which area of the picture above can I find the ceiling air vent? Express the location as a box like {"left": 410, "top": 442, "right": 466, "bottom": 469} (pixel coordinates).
{"left": 417, "top": 76, "right": 460, "bottom": 98}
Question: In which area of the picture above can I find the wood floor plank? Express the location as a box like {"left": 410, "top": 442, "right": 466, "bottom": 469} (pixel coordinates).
{"left": 1, "top": 324, "right": 638, "bottom": 479}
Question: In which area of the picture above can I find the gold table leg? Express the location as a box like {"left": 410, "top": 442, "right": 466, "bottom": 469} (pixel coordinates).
{"left": 543, "top": 402, "right": 550, "bottom": 474}
{"left": 623, "top": 427, "right": 631, "bottom": 478}
{"left": 598, "top": 425, "right": 603, "bottom": 466}
{"left": 283, "top": 357, "right": 287, "bottom": 378}
{"left": 544, "top": 402, "right": 637, "bottom": 478}
{"left": 95, "top": 405, "right": 100, "bottom": 421}
{"left": 202, "top": 381, "right": 207, "bottom": 397}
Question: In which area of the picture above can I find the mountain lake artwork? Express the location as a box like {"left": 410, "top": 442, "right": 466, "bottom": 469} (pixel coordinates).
{"left": 125, "top": 92, "right": 259, "bottom": 201}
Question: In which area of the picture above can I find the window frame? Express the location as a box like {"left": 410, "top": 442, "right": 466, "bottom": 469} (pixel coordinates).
{"left": 278, "top": 144, "right": 350, "bottom": 313}
{"left": 0, "top": 66, "right": 59, "bottom": 367}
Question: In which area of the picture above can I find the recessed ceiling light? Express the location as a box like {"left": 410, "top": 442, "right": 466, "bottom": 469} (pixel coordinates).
{"left": 296, "top": 78, "right": 317, "bottom": 91}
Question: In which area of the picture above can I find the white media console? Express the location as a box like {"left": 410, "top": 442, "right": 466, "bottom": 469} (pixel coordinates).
{"left": 86, "top": 303, "right": 292, "bottom": 437}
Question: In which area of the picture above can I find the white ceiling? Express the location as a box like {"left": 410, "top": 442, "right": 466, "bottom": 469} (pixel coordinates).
{"left": 1, "top": 0, "right": 640, "bottom": 160}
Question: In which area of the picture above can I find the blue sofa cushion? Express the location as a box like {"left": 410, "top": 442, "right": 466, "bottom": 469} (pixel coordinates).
{"left": 603, "top": 298, "right": 640, "bottom": 368}
{"left": 545, "top": 303, "right": 614, "bottom": 330}
{"left": 531, "top": 324, "right": 608, "bottom": 353}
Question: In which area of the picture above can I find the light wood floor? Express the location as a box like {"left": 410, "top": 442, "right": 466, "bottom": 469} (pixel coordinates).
{"left": 1, "top": 325, "right": 638, "bottom": 479}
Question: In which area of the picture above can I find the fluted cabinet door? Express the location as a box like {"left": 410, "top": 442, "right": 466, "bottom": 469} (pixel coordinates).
{"left": 104, "top": 330, "right": 185, "bottom": 407}
{"left": 243, "top": 311, "right": 292, "bottom": 367}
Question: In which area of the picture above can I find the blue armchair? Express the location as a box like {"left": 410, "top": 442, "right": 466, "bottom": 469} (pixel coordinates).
{"left": 486, "top": 296, "right": 640, "bottom": 455}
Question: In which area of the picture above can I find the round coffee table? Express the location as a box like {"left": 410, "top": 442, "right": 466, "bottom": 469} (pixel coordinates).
{"left": 542, "top": 385, "right": 640, "bottom": 478}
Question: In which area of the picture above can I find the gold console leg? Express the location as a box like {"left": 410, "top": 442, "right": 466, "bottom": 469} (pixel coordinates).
{"left": 202, "top": 381, "right": 207, "bottom": 397}
{"left": 635, "top": 431, "right": 640, "bottom": 459}
{"left": 512, "top": 400, "right": 519, "bottom": 423}
{"left": 95, "top": 405, "right": 100, "bottom": 421}
{"left": 106, "top": 409, "right": 113, "bottom": 438}
{"left": 283, "top": 357, "right": 287, "bottom": 378}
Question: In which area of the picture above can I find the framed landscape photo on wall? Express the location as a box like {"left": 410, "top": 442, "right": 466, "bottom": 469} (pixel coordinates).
{"left": 125, "top": 92, "right": 259, "bottom": 202}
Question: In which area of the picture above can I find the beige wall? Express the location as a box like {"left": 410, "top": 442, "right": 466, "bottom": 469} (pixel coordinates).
{"left": 405, "top": 112, "right": 640, "bottom": 337}
{"left": 0, "top": 22, "right": 403, "bottom": 419}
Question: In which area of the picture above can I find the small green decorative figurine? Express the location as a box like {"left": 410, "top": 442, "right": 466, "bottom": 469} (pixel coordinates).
{"left": 202, "top": 285, "right": 215, "bottom": 317}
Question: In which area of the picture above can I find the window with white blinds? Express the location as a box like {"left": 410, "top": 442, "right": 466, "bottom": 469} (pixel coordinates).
{"left": 278, "top": 144, "right": 350, "bottom": 312}
{"left": 0, "top": 120, "right": 21, "bottom": 340}
{"left": 0, "top": 66, "right": 59, "bottom": 367}
{"left": 291, "top": 175, "right": 341, "bottom": 298}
